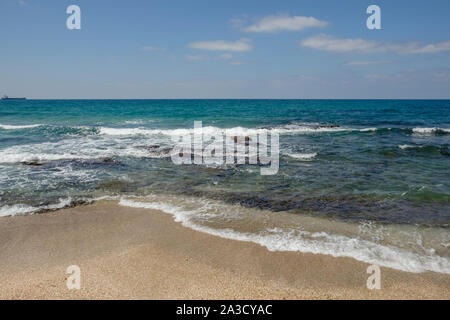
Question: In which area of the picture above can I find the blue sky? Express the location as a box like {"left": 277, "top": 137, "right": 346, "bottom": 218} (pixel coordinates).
{"left": 1, "top": 0, "right": 450, "bottom": 98}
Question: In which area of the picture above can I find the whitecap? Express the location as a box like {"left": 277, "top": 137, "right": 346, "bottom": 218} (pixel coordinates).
{"left": 0, "top": 124, "right": 41, "bottom": 130}
{"left": 413, "top": 127, "right": 450, "bottom": 134}
{"left": 286, "top": 153, "right": 317, "bottom": 160}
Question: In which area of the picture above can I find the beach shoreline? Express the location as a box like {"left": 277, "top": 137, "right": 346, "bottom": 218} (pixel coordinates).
{"left": 0, "top": 201, "right": 448, "bottom": 300}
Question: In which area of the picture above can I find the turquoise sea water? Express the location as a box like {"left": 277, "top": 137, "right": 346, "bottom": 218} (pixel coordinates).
{"left": 1, "top": 99, "right": 449, "bottom": 273}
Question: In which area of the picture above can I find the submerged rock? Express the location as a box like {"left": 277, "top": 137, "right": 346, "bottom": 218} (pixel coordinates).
{"left": 136, "top": 145, "right": 160, "bottom": 151}
{"left": 21, "top": 161, "right": 42, "bottom": 166}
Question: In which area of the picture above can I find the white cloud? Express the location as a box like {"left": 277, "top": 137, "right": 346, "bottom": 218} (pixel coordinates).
{"left": 301, "top": 34, "right": 381, "bottom": 53}
{"left": 300, "top": 34, "right": 450, "bottom": 55}
{"left": 407, "top": 40, "right": 450, "bottom": 54}
{"left": 243, "top": 15, "right": 327, "bottom": 33}
{"left": 189, "top": 39, "right": 252, "bottom": 52}
{"left": 345, "top": 60, "right": 391, "bottom": 66}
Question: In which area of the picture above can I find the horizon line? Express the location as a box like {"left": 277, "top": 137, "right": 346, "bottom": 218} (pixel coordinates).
{"left": 2, "top": 98, "right": 450, "bottom": 101}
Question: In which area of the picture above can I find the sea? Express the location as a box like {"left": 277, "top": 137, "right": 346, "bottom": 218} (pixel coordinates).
{"left": 0, "top": 99, "right": 449, "bottom": 273}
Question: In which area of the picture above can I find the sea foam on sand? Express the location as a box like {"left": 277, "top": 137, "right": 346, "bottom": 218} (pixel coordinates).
{"left": 118, "top": 197, "right": 450, "bottom": 274}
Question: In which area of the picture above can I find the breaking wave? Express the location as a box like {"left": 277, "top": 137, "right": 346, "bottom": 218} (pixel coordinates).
{"left": 0, "top": 197, "right": 78, "bottom": 217}
{"left": 118, "top": 197, "right": 450, "bottom": 274}
{"left": 1, "top": 122, "right": 448, "bottom": 138}
{"left": 0, "top": 123, "right": 42, "bottom": 130}
{"left": 285, "top": 152, "right": 317, "bottom": 160}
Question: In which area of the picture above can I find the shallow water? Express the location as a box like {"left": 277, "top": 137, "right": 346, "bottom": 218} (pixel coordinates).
{"left": 0, "top": 99, "right": 449, "bottom": 273}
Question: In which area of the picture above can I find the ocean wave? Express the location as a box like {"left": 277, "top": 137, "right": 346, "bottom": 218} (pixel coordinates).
{"left": 412, "top": 127, "right": 450, "bottom": 135}
{"left": 99, "top": 124, "right": 351, "bottom": 137}
{"left": 38, "top": 125, "right": 99, "bottom": 136}
{"left": 0, "top": 150, "right": 102, "bottom": 163}
{"left": 3, "top": 123, "right": 449, "bottom": 137}
{"left": 359, "top": 127, "right": 378, "bottom": 132}
{"left": 0, "top": 124, "right": 100, "bottom": 137}
{"left": 397, "top": 144, "right": 449, "bottom": 156}
{"left": 285, "top": 152, "right": 317, "bottom": 160}
{"left": 363, "top": 127, "right": 450, "bottom": 135}
{"left": 270, "top": 124, "right": 348, "bottom": 134}
{"left": 0, "top": 136, "right": 150, "bottom": 163}
{"left": 0, "top": 124, "right": 42, "bottom": 130}
{"left": 123, "top": 119, "right": 155, "bottom": 125}
{"left": 0, "top": 123, "right": 349, "bottom": 136}
{"left": 118, "top": 198, "right": 450, "bottom": 274}
{"left": 97, "top": 124, "right": 450, "bottom": 137}
{"left": 0, "top": 151, "right": 146, "bottom": 164}
{"left": 0, "top": 197, "right": 76, "bottom": 217}
{"left": 99, "top": 126, "right": 274, "bottom": 136}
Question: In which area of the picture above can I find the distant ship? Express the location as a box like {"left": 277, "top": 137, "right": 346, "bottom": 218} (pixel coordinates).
{"left": 1, "top": 95, "right": 26, "bottom": 100}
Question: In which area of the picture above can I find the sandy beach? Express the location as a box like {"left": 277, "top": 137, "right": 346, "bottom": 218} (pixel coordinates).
{"left": 0, "top": 201, "right": 448, "bottom": 300}
{"left": 2, "top": 0, "right": 450, "bottom": 303}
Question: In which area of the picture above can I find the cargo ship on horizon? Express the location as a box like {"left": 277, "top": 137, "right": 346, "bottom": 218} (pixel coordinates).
{"left": 1, "top": 95, "right": 26, "bottom": 100}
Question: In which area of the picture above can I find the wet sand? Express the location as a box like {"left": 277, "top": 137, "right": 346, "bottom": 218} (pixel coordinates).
{"left": 0, "top": 201, "right": 448, "bottom": 299}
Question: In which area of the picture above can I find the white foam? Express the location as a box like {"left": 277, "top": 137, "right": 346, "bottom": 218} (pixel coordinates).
{"left": 413, "top": 127, "right": 450, "bottom": 134}
{"left": 99, "top": 127, "right": 160, "bottom": 136}
{"left": 360, "top": 127, "right": 378, "bottom": 132}
{"left": 99, "top": 126, "right": 276, "bottom": 137}
{"left": 286, "top": 152, "right": 317, "bottom": 160}
{"left": 0, "top": 152, "right": 97, "bottom": 163}
{"left": 0, "top": 124, "right": 41, "bottom": 130}
{"left": 124, "top": 120, "right": 144, "bottom": 125}
{"left": 92, "top": 195, "right": 121, "bottom": 202}
{"left": 0, "top": 137, "right": 149, "bottom": 163}
{"left": 0, "top": 204, "right": 39, "bottom": 216}
{"left": 398, "top": 144, "right": 430, "bottom": 150}
{"left": 271, "top": 124, "right": 348, "bottom": 134}
{"left": 118, "top": 198, "right": 450, "bottom": 274}
{"left": 0, "top": 197, "right": 74, "bottom": 217}
{"left": 99, "top": 124, "right": 361, "bottom": 137}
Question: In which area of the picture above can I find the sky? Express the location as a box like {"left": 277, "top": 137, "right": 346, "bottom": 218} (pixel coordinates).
{"left": 1, "top": 0, "right": 450, "bottom": 99}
